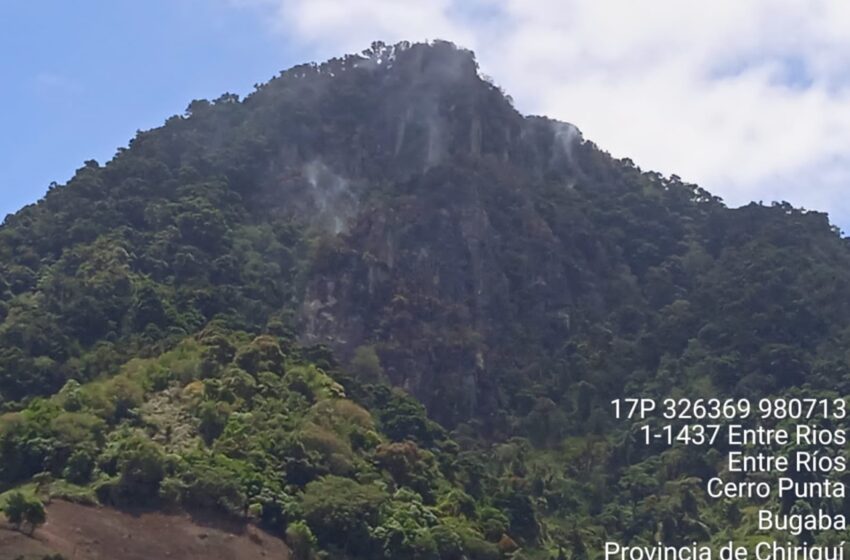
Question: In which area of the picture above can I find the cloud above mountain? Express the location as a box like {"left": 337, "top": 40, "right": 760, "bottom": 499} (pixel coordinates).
{"left": 234, "top": 0, "right": 850, "bottom": 228}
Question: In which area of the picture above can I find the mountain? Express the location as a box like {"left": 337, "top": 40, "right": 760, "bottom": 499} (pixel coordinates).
{"left": 2, "top": 40, "right": 850, "bottom": 558}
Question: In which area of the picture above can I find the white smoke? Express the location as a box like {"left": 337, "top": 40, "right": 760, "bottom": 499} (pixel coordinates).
{"left": 303, "top": 160, "right": 358, "bottom": 234}
{"left": 547, "top": 121, "right": 584, "bottom": 172}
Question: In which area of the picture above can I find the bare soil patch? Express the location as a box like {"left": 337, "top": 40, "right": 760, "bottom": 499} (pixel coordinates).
{"left": 0, "top": 500, "right": 290, "bottom": 560}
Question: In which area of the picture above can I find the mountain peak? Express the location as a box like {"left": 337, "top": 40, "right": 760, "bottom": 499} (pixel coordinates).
{"left": 280, "top": 40, "right": 480, "bottom": 82}
{"left": 237, "top": 40, "right": 587, "bottom": 191}
{"left": 5, "top": 32, "right": 850, "bottom": 560}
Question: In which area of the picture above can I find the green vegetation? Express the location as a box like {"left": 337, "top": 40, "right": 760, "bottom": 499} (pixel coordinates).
{"left": 0, "top": 329, "right": 521, "bottom": 557}
{"left": 2, "top": 491, "right": 46, "bottom": 535}
{"left": 1, "top": 40, "right": 849, "bottom": 557}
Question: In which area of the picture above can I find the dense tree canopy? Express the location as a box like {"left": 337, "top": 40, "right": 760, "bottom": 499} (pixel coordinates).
{"left": 2, "top": 40, "right": 849, "bottom": 558}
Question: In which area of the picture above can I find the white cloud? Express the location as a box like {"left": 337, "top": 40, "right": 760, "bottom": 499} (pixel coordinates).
{"left": 234, "top": 0, "right": 850, "bottom": 227}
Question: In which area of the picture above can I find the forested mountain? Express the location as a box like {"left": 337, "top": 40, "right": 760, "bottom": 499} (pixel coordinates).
{"left": 2, "top": 40, "right": 850, "bottom": 559}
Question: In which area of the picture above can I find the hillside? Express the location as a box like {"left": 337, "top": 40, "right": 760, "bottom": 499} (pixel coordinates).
{"left": 3, "top": 40, "right": 850, "bottom": 558}
{"left": 0, "top": 500, "right": 290, "bottom": 560}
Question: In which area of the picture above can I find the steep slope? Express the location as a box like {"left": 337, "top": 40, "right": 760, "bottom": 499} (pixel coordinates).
{"left": 0, "top": 500, "right": 291, "bottom": 560}
{"left": 2, "top": 329, "right": 509, "bottom": 560}
{"left": 4, "top": 41, "right": 850, "bottom": 428}
{"left": 3, "top": 40, "right": 850, "bottom": 558}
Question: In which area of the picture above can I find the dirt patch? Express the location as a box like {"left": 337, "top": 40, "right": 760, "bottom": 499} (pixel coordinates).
{"left": 0, "top": 500, "right": 290, "bottom": 560}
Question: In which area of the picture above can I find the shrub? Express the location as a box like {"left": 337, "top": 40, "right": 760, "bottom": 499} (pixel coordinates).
{"left": 197, "top": 401, "right": 229, "bottom": 445}
{"left": 431, "top": 525, "right": 464, "bottom": 560}
{"left": 350, "top": 345, "right": 385, "bottom": 383}
{"left": 286, "top": 520, "right": 318, "bottom": 560}
{"left": 301, "top": 476, "right": 387, "bottom": 553}
{"left": 2, "top": 491, "right": 46, "bottom": 535}
{"left": 63, "top": 448, "right": 96, "bottom": 484}
{"left": 99, "top": 434, "right": 166, "bottom": 505}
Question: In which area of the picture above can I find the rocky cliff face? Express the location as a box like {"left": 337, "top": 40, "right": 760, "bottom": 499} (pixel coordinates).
{"left": 262, "top": 42, "right": 597, "bottom": 425}
{"left": 5, "top": 41, "right": 850, "bottom": 432}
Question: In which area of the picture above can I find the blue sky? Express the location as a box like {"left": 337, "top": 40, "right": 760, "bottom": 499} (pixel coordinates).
{"left": 4, "top": 1, "right": 850, "bottom": 231}
{"left": 0, "top": 1, "right": 307, "bottom": 219}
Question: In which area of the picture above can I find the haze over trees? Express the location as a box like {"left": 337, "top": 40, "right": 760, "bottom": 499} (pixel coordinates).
{"left": 1, "top": 40, "right": 849, "bottom": 558}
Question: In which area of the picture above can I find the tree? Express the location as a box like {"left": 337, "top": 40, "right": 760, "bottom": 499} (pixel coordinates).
{"left": 23, "top": 499, "right": 46, "bottom": 535}
{"left": 2, "top": 491, "right": 26, "bottom": 529}
{"left": 105, "top": 434, "right": 167, "bottom": 505}
{"left": 2, "top": 492, "right": 46, "bottom": 535}
{"left": 302, "top": 476, "right": 387, "bottom": 554}
{"left": 350, "top": 345, "right": 385, "bottom": 383}
{"left": 286, "top": 520, "right": 318, "bottom": 560}
{"left": 198, "top": 401, "right": 229, "bottom": 445}
{"left": 64, "top": 448, "right": 96, "bottom": 484}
